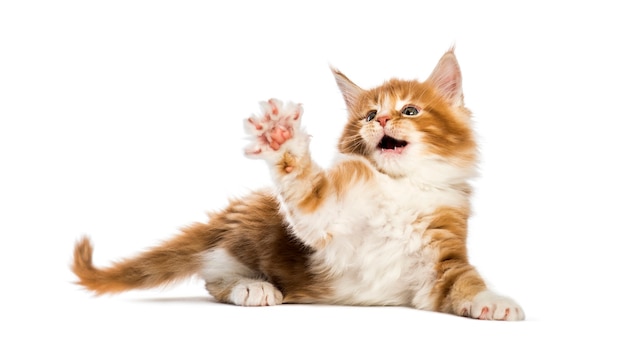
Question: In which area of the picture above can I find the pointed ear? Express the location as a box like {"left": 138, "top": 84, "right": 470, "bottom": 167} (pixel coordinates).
{"left": 331, "top": 67, "right": 364, "bottom": 111}
{"left": 426, "top": 49, "right": 464, "bottom": 106}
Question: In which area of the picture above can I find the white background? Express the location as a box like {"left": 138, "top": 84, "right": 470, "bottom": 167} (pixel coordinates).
{"left": 1, "top": 1, "right": 625, "bottom": 358}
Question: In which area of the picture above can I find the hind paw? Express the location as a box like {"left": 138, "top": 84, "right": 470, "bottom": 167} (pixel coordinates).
{"left": 229, "top": 280, "right": 284, "bottom": 306}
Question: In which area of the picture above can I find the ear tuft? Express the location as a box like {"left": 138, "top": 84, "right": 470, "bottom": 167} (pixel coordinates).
{"left": 330, "top": 67, "right": 363, "bottom": 111}
{"left": 426, "top": 49, "right": 464, "bottom": 106}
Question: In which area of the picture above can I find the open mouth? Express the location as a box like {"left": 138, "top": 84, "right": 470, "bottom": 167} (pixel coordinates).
{"left": 377, "top": 135, "right": 408, "bottom": 153}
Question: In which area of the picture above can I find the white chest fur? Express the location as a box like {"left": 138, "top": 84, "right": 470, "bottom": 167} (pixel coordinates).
{"left": 311, "top": 172, "right": 466, "bottom": 308}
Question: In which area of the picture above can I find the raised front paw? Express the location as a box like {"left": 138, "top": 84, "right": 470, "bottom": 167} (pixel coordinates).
{"left": 244, "top": 98, "right": 303, "bottom": 157}
{"left": 461, "top": 290, "right": 525, "bottom": 321}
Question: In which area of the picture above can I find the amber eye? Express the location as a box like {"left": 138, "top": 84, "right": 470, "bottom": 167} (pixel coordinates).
{"left": 402, "top": 106, "right": 420, "bottom": 116}
{"left": 365, "top": 110, "right": 377, "bottom": 122}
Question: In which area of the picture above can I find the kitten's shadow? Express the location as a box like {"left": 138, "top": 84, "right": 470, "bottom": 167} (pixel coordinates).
{"left": 130, "top": 296, "right": 220, "bottom": 305}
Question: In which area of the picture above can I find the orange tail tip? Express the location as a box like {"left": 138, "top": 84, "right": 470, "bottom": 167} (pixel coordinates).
{"left": 72, "top": 236, "right": 149, "bottom": 295}
{"left": 72, "top": 237, "right": 94, "bottom": 272}
{"left": 71, "top": 236, "right": 120, "bottom": 295}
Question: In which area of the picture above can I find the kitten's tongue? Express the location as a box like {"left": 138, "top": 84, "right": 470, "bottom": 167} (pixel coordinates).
{"left": 378, "top": 135, "right": 407, "bottom": 153}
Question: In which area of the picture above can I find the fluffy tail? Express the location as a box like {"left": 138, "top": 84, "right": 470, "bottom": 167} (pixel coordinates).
{"left": 72, "top": 223, "right": 215, "bottom": 295}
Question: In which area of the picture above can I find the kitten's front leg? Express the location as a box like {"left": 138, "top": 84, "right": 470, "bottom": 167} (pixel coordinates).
{"left": 426, "top": 209, "right": 525, "bottom": 321}
{"left": 244, "top": 99, "right": 332, "bottom": 248}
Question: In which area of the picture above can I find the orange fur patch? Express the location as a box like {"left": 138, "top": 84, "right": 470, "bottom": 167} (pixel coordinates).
{"left": 297, "top": 172, "right": 329, "bottom": 213}
{"left": 295, "top": 159, "right": 373, "bottom": 214}
{"left": 328, "top": 159, "right": 374, "bottom": 195}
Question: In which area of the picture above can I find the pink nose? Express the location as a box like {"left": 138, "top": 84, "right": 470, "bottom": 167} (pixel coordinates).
{"left": 377, "top": 116, "right": 390, "bottom": 127}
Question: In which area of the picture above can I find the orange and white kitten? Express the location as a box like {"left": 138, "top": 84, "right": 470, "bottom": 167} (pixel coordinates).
{"left": 72, "top": 49, "right": 524, "bottom": 320}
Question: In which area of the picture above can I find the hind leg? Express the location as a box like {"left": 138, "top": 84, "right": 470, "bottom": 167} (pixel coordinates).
{"left": 201, "top": 248, "right": 283, "bottom": 306}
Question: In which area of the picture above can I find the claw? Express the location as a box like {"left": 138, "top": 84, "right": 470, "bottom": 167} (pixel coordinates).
{"left": 293, "top": 105, "right": 302, "bottom": 120}
{"left": 479, "top": 307, "right": 490, "bottom": 320}
{"left": 248, "top": 118, "right": 263, "bottom": 131}
{"left": 268, "top": 98, "right": 280, "bottom": 115}
{"left": 245, "top": 147, "right": 262, "bottom": 156}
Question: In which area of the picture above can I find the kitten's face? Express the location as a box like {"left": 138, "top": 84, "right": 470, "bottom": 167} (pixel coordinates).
{"left": 334, "top": 50, "right": 476, "bottom": 180}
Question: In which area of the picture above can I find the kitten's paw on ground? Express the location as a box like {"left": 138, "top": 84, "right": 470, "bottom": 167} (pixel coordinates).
{"left": 229, "top": 280, "right": 284, "bottom": 306}
{"left": 461, "top": 290, "right": 525, "bottom": 321}
{"left": 244, "top": 98, "right": 303, "bottom": 157}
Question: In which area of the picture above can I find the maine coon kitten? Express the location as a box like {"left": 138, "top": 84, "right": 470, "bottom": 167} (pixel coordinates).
{"left": 72, "top": 49, "right": 524, "bottom": 320}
